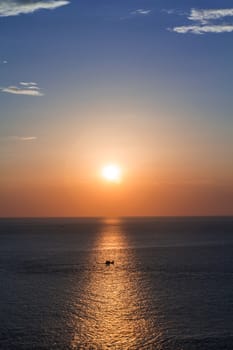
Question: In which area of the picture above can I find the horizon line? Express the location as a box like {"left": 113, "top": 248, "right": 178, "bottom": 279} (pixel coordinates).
{"left": 0, "top": 215, "right": 232, "bottom": 219}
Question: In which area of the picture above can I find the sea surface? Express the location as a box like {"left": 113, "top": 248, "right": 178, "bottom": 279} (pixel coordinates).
{"left": 0, "top": 217, "right": 233, "bottom": 350}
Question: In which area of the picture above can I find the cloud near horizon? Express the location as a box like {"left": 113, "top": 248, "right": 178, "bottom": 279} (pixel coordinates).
{"left": 1, "top": 82, "right": 43, "bottom": 96}
{"left": 0, "top": 0, "right": 69, "bottom": 17}
{"left": 169, "top": 7, "right": 233, "bottom": 34}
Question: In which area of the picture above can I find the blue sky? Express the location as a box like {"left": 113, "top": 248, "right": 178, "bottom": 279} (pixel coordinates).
{"left": 0, "top": 0, "right": 233, "bottom": 216}
{"left": 1, "top": 1, "right": 233, "bottom": 118}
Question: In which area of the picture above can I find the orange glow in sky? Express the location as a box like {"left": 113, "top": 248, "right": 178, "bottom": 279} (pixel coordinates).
{"left": 0, "top": 1, "right": 233, "bottom": 218}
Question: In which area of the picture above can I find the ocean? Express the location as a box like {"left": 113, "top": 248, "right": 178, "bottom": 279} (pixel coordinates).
{"left": 0, "top": 217, "right": 232, "bottom": 349}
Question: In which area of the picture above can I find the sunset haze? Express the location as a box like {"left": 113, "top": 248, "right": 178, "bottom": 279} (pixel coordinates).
{"left": 0, "top": 0, "right": 233, "bottom": 217}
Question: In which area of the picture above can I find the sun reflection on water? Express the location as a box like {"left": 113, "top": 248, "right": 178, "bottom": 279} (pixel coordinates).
{"left": 70, "top": 218, "right": 159, "bottom": 349}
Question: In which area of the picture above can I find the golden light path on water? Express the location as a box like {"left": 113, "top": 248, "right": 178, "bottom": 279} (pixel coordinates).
{"left": 70, "top": 218, "right": 161, "bottom": 350}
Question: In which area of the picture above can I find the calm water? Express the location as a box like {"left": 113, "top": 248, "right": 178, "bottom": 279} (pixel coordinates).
{"left": 0, "top": 217, "right": 233, "bottom": 350}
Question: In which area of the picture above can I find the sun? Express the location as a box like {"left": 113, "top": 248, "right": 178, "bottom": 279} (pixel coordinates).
{"left": 101, "top": 164, "right": 122, "bottom": 183}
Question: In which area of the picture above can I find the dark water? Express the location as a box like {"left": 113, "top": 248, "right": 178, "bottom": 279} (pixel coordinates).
{"left": 0, "top": 217, "right": 233, "bottom": 350}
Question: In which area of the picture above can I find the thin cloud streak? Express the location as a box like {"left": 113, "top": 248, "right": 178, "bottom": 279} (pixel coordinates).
{"left": 173, "top": 24, "right": 233, "bottom": 34}
{"left": 17, "top": 136, "right": 37, "bottom": 141}
{"left": 20, "top": 82, "right": 38, "bottom": 86}
{"left": 121, "top": 8, "right": 151, "bottom": 20}
{"left": 1, "top": 86, "right": 43, "bottom": 96}
{"left": 0, "top": 0, "right": 70, "bottom": 17}
{"left": 0, "top": 136, "right": 37, "bottom": 142}
{"left": 131, "top": 9, "right": 151, "bottom": 16}
{"left": 1, "top": 82, "right": 44, "bottom": 96}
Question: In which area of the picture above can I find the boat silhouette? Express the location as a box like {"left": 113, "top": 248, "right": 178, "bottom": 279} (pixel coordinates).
{"left": 105, "top": 260, "right": 114, "bottom": 265}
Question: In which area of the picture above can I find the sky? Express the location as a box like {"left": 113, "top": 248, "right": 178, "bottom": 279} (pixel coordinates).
{"left": 0, "top": 0, "right": 233, "bottom": 217}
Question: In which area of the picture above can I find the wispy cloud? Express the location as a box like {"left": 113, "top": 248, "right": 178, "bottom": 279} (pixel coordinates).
{"left": 0, "top": 0, "right": 69, "bottom": 17}
{"left": 173, "top": 24, "right": 233, "bottom": 35}
{"left": 169, "top": 7, "right": 233, "bottom": 34}
{"left": 0, "top": 136, "right": 37, "bottom": 142}
{"left": 131, "top": 9, "right": 151, "bottom": 16}
{"left": 11, "top": 136, "right": 37, "bottom": 141}
{"left": 121, "top": 8, "right": 151, "bottom": 20}
{"left": 189, "top": 8, "right": 233, "bottom": 24}
{"left": 0, "top": 60, "right": 7, "bottom": 64}
{"left": 20, "top": 81, "right": 38, "bottom": 86}
{"left": 1, "top": 82, "right": 44, "bottom": 96}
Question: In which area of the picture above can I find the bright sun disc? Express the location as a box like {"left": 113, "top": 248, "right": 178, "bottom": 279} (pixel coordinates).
{"left": 101, "top": 164, "right": 121, "bottom": 183}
